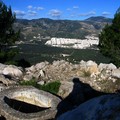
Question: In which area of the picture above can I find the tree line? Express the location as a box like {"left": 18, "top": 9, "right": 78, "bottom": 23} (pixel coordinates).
{"left": 99, "top": 7, "right": 120, "bottom": 66}
{"left": 0, "top": 1, "right": 19, "bottom": 63}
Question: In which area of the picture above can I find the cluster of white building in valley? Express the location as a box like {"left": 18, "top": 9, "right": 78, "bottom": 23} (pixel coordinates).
{"left": 45, "top": 36, "right": 99, "bottom": 49}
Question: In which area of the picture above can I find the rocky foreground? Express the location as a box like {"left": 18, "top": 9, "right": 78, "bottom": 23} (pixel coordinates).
{"left": 0, "top": 60, "right": 120, "bottom": 119}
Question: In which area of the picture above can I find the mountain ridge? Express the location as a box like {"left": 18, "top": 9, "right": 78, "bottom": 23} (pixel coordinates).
{"left": 14, "top": 16, "right": 112, "bottom": 41}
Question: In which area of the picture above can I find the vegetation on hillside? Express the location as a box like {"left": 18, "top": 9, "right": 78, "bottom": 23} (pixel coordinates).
{"left": 14, "top": 17, "right": 112, "bottom": 41}
{"left": 99, "top": 7, "right": 120, "bottom": 66}
{"left": 0, "top": 1, "right": 20, "bottom": 63}
{"left": 15, "top": 42, "right": 110, "bottom": 65}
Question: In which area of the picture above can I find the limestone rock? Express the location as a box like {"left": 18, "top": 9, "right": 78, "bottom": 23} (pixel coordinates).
{"left": 58, "top": 79, "right": 94, "bottom": 106}
{"left": 112, "top": 69, "right": 120, "bottom": 78}
{"left": 53, "top": 60, "right": 65, "bottom": 67}
{"left": 23, "top": 74, "right": 33, "bottom": 81}
{"left": 79, "top": 60, "right": 86, "bottom": 68}
{"left": 58, "top": 81, "right": 74, "bottom": 98}
{"left": 0, "top": 86, "right": 61, "bottom": 120}
{"left": 107, "top": 63, "right": 117, "bottom": 70}
{"left": 2, "top": 65, "right": 23, "bottom": 80}
{"left": 26, "top": 65, "right": 36, "bottom": 73}
{"left": 37, "top": 70, "right": 46, "bottom": 79}
{"left": 35, "top": 61, "right": 49, "bottom": 70}
{"left": 24, "top": 62, "right": 48, "bottom": 80}
{"left": 15, "top": 60, "right": 120, "bottom": 93}
{"left": 98, "top": 63, "right": 117, "bottom": 72}
{"left": 81, "top": 60, "right": 99, "bottom": 75}
{"left": 0, "top": 84, "right": 6, "bottom": 92}
{"left": 0, "top": 74, "right": 16, "bottom": 86}
{"left": 86, "top": 60, "right": 96, "bottom": 66}
{"left": 58, "top": 94, "right": 120, "bottom": 120}
{"left": 37, "top": 80, "right": 45, "bottom": 85}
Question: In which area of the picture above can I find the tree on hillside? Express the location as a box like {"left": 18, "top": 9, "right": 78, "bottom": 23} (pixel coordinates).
{"left": 0, "top": 1, "right": 20, "bottom": 63}
{"left": 99, "top": 7, "right": 120, "bottom": 66}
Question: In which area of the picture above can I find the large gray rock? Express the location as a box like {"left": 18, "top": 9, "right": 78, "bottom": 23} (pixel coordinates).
{"left": 0, "top": 86, "right": 61, "bottom": 120}
{"left": 58, "top": 94, "right": 120, "bottom": 120}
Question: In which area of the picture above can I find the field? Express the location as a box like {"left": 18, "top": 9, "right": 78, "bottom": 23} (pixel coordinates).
{"left": 15, "top": 41, "right": 110, "bottom": 65}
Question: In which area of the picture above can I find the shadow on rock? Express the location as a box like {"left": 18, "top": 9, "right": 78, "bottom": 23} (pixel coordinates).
{"left": 56, "top": 77, "right": 107, "bottom": 118}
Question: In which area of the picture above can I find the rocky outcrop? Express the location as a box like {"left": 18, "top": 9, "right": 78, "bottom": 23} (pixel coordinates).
{"left": 24, "top": 61, "right": 49, "bottom": 81}
{"left": 0, "top": 60, "right": 120, "bottom": 94}
{"left": 23, "top": 60, "right": 120, "bottom": 94}
{"left": 1, "top": 60, "right": 120, "bottom": 119}
{"left": 57, "top": 94, "right": 120, "bottom": 120}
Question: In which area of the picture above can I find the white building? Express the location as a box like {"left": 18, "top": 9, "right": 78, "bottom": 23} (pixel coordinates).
{"left": 45, "top": 35, "right": 99, "bottom": 49}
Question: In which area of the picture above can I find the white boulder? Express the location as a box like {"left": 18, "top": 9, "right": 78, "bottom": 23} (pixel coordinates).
{"left": 3, "top": 65, "right": 23, "bottom": 80}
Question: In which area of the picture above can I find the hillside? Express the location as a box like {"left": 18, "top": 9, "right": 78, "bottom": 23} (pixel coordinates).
{"left": 14, "top": 16, "right": 112, "bottom": 41}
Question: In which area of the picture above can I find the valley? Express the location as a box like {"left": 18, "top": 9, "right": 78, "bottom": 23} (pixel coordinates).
{"left": 14, "top": 16, "right": 112, "bottom": 65}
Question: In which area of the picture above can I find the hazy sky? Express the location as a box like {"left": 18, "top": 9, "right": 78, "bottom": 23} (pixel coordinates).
{"left": 3, "top": 0, "right": 120, "bottom": 20}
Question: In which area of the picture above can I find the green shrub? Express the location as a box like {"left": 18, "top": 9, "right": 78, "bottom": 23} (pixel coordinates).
{"left": 38, "top": 81, "right": 61, "bottom": 94}
{"left": 82, "top": 70, "right": 91, "bottom": 77}
{"left": 19, "top": 79, "right": 37, "bottom": 86}
{"left": 19, "top": 79, "right": 61, "bottom": 94}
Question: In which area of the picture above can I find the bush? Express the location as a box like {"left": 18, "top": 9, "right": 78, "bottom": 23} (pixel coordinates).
{"left": 16, "top": 59, "right": 31, "bottom": 68}
{"left": 19, "top": 79, "right": 61, "bottom": 94}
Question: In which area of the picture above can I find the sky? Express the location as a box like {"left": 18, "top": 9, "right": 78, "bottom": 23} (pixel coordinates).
{"left": 2, "top": 0, "right": 120, "bottom": 20}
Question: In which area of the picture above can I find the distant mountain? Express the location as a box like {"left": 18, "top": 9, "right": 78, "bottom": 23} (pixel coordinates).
{"left": 14, "top": 16, "right": 112, "bottom": 41}
{"left": 85, "top": 16, "right": 112, "bottom": 22}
